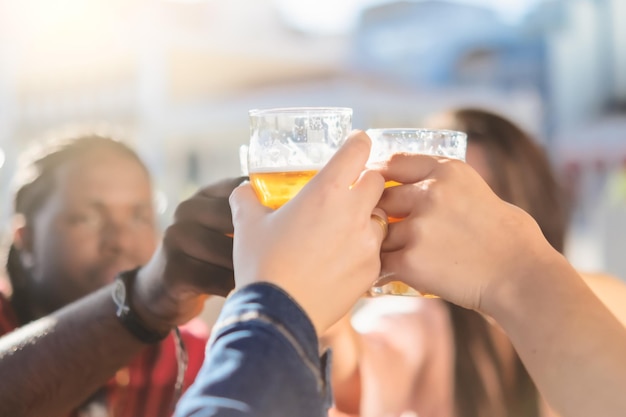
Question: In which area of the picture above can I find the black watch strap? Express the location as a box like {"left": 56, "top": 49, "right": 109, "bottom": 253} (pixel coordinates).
{"left": 112, "top": 268, "right": 171, "bottom": 344}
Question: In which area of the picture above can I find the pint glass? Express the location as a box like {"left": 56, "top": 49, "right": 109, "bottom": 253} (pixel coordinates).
{"left": 247, "top": 107, "right": 353, "bottom": 209}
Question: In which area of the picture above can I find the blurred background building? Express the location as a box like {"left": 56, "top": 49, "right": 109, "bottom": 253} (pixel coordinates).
{"left": 1, "top": 0, "right": 625, "bottom": 293}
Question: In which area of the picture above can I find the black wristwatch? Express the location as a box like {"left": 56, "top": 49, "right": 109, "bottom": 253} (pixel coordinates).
{"left": 112, "top": 268, "right": 171, "bottom": 344}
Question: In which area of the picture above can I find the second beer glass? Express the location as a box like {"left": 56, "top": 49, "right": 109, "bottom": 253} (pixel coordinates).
{"left": 367, "top": 128, "right": 467, "bottom": 297}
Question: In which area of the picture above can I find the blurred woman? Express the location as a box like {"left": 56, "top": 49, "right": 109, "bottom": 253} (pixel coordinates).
{"left": 326, "top": 108, "right": 624, "bottom": 417}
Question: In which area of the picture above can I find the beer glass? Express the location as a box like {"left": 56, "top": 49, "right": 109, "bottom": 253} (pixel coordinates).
{"left": 247, "top": 107, "right": 353, "bottom": 209}
{"left": 366, "top": 128, "right": 467, "bottom": 297}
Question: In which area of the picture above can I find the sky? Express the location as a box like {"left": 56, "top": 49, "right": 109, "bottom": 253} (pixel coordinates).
{"left": 273, "top": 0, "right": 543, "bottom": 34}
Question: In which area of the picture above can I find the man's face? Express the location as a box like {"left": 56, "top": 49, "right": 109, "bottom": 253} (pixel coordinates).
{"left": 26, "top": 148, "right": 158, "bottom": 314}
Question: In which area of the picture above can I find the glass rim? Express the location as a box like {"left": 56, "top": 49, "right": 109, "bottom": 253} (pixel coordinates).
{"left": 249, "top": 107, "right": 353, "bottom": 117}
{"left": 366, "top": 128, "right": 467, "bottom": 137}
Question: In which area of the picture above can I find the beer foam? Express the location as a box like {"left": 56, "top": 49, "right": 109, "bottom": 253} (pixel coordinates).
{"left": 249, "top": 165, "right": 323, "bottom": 174}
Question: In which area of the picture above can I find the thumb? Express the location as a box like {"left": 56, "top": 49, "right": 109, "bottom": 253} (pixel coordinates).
{"left": 229, "top": 183, "right": 269, "bottom": 228}
{"left": 313, "top": 130, "right": 372, "bottom": 188}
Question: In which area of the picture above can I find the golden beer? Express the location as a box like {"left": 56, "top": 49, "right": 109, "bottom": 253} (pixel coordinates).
{"left": 250, "top": 168, "right": 320, "bottom": 209}
{"left": 250, "top": 175, "right": 400, "bottom": 209}
{"left": 368, "top": 281, "right": 438, "bottom": 297}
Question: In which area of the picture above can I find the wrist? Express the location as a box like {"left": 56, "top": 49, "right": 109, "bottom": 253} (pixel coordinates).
{"left": 480, "top": 245, "right": 573, "bottom": 322}
{"left": 133, "top": 257, "right": 207, "bottom": 330}
{"left": 113, "top": 268, "right": 172, "bottom": 343}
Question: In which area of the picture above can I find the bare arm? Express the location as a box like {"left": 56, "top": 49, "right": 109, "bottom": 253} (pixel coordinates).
{"left": 376, "top": 154, "right": 626, "bottom": 417}
{"left": 484, "top": 254, "right": 626, "bottom": 417}
{"left": 0, "top": 286, "right": 143, "bottom": 417}
{"left": 0, "top": 178, "right": 242, "bottom": 417}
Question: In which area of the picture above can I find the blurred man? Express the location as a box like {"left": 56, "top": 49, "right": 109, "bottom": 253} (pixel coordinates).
{"left": 0, "top": 135, "right": 240, "bottom": 417}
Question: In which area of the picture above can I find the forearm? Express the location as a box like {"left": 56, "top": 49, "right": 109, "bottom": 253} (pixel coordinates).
{"left": 0, "top": 285, "right": 147, "bottom": 417}
{"left": 486, "top": 252, "right": 626, "bottom": 417}
{"left": 175, "top": 283, "right": 332, "bottom": 417}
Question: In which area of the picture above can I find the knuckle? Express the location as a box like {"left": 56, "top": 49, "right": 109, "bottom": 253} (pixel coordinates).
{"left": 352, "top": 134, "right": 371, "bottom": 154}
{"left": 228, "top": 188, "right": 244, "bottom": 216}
{"left": 367, "top": 170, "right": 386, "bottom": 189}
{"left": 387, "top": 152, "right": 406, "bottom": 165}
{"left": 173, "top": 199, "right": 194, "bottom": 222}
{"left": 441, "top": 158, "right": 466, "bottom": 175}
{"left": 427, "top": 182, "right": 444, "bottom": 202}
{"left": 162, "top": 224, "right": 189, "bottom": 257}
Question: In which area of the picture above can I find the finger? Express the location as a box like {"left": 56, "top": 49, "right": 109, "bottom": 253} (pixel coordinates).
{"left": 380, "top": 220, "right": 412, "bottom": 252}
{"left": 351, "top": 169, "right": 386, "bottom": 212}
{"left": 196, "top": 176, "right": 248, "bottom": 199}
{"left": 370, "top": 207, "right": 389, "bottom": 244}
{"left": 229, "top": 183, "right": 271, "bottom": 228}
{"left": 173, "top": 195, "right": 234, "bottom": 234}
{"left": 313, "top": 130, "right": 371, "bottom": 188}
{"left": 197, "top": 176, "right": 249, "bottom": 198}
{"left": 372, "top": 153, "right": 444, "bottom": 184}
{"left": 378, "top": 183, "right": 429, "bottom": 221}
{"left": 163, "top": 222, "right": 234, "bottom": 271}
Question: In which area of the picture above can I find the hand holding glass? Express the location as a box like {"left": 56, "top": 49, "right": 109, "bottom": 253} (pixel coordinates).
{"left": 367, "top": 128, "right": 467, "bottom": 297}
{"left": 245, "top": 112, "right": 466, "bottom": 298}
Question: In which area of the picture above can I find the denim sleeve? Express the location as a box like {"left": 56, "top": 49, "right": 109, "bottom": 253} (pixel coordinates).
{"left": 174, "top": 282, "right": 332, "bottom": 417}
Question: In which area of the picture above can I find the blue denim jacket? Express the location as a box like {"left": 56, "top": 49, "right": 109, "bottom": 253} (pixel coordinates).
{"left": 174, "top": 283, "right": 332, "bottom": 417}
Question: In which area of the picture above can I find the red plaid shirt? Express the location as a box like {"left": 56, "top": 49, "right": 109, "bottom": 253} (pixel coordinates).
{"left": 0, "top": 292, "right": 208, "bottom": 417}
